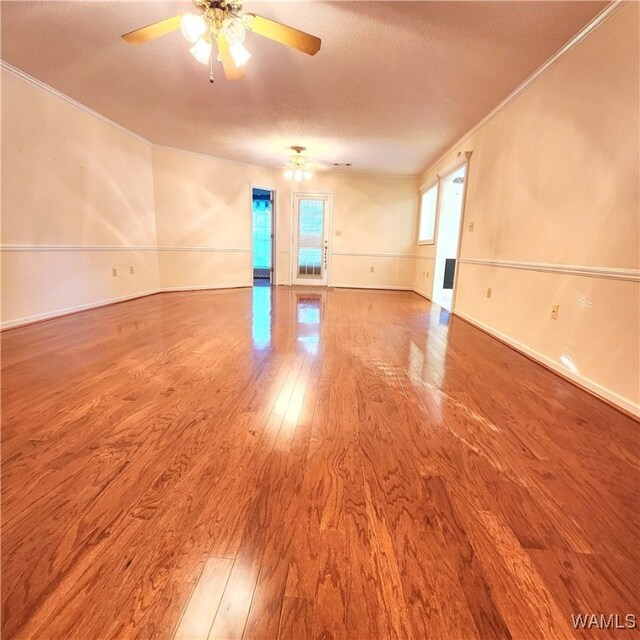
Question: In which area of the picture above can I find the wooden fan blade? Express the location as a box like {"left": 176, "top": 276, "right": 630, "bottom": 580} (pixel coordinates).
{"left": 122, "top": 14, "right": 183, "bottom": 45}
{"left": 215, "top": 34, "right": 245, "bottom": 81}
{"left": 244, "top": 14, "right": 321, "bottom": 56}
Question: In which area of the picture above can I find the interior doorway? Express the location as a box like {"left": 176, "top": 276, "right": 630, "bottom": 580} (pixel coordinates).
{"left": 432, "top": 164, "right": 466, "bottom": 311}
{"left": 251, "top": 187, "right": 275, "bottom": 286}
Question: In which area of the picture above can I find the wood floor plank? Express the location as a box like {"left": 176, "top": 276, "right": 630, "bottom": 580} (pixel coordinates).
{"left": 421, "top": 475, "right": 513, "bottom": 640}
{"left": 2, "top": 287, "right": 638, "bottom": 640}
{"left": 173, "top": 557, "right": 234, "bottom": 640}
{"left": 277, "top": 595, "right": 313, "bottom": 640}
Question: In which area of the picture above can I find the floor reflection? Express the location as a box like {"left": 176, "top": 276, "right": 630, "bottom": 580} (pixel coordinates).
{"left": 409, "top": 305, "right": 450, "bottom": 420}
{"left": 296, "top": 294, "right": 322, "bottom": 354}
{"left": 427, "top": 306, "right": 449, "bottom": 390}
{"left": 438, "top": 306, "right": 451, "bottom": 325}
{"left": 251, "top": 286, "right": 272, "bottom": 351}
{"left": 173, "top": 557, "right": 233, "bottom": 640}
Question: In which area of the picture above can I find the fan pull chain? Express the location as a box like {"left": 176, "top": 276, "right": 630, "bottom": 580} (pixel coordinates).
{"left": 209, "top": 52, "right": 215, "bottom": 83}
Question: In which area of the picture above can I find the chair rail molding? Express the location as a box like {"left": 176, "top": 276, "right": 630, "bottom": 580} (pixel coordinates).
{"left": 331, "top": 251, "right": 417, "bottom": 259}
{"left": 0, "top": 244, "right": 251, "bottom": 253}
{"left": 1, "top": 244, "right": 157, "bottom": 252}
{"left": 459, "top": 258, "right": 640, "bottom": 283}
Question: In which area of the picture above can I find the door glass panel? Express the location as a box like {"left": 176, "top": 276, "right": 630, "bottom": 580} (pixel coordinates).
{"left": 297, "top": 199, "right": 324, "bottom": 278}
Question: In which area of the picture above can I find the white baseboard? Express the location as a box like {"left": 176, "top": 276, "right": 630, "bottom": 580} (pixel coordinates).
{"left": 454, "top": 309, "right": 639, "bottom": 418}
{"left": 412, "top": 287, "right": 432, "bottom": 301}
{"left": 160, "top": 283, "right": 252, "bottom": 293}
{"left": 1, "top": 289, "right": 160, "bottom": 330}
{"left": 330, "top": 284, "right": 412, "bottom": 291}
{"left": 1, "top": 283, "right": 252, "bottom": 330}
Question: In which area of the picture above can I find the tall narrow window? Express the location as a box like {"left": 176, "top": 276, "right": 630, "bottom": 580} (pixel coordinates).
{"left": 418, "top": 183, "right": 438, "bottom": 244}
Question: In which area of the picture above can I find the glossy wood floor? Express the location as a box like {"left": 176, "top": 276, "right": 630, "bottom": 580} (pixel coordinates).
{"left": 2, "top": 287, "right": 638, "bottom": 640}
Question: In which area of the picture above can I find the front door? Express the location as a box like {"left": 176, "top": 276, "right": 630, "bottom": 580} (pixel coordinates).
{"left": 292, "top": 194, "right": 331, "bottom": 286}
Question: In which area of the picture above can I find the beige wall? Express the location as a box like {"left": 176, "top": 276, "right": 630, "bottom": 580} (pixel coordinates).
{"left": 151, "top": 143, "right": 418, "bottom": 291}
{"left": 1, "top": 66, "right": 159, "bottom": 327}
{"left": 151, "top": 144, "right": 274, "bottom": 291}
{"left": 275, "top": 173, "right": 419, "bottom": 289}
{"left": 151, "top": 147, "right": 418, "bottom": 292}
{"left": 415, "top": 3, "right": 639, "bottom": 414}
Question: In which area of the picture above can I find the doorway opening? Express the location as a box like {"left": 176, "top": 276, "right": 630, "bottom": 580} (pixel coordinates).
{"left": 252, "top": 187, "right": 275, "bottom": 286}
{"left": 292, "top": 193, "right": 331, "bottom": 286}
{"left": 432, "top": 165, "right": 466, "bottom": 311}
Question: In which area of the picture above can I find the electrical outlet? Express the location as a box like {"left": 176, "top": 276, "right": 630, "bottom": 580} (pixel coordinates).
{"left": 370, "top": 266, "right": 375, "bottom": 273}
{"left": 486, "top": 287, "right": 492, "bottom": 298}
{"left": 130, "top": 266, "right": 134, "bottom": 275}
{"left": 551, "top": 304, "right": 559, "bottom": 320}
{"left": 112, "top": 268, "right": 117, "bottom": 277}
{"left": 469, "top": 221, "right": 475, "bottom": 232}
{"left": 422, "top": 270, "right": 426, "bottom": 277}
{"left": 335, "top": 229, "right": 342, "bottom": 237}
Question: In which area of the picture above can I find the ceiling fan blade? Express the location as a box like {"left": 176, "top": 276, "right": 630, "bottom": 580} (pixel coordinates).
{"left": 215, "top": 34, "right": 245, "bottom": 81}
{"left": 122, "top": 14, "right": 183, "bottom": 45}
{"left": 244, "top": 14, "right": 321, "bottom": 56}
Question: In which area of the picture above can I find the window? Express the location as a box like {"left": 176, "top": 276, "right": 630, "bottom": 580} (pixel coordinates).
{"left": 418, "top": 183, "right": 438, "bottom": 244}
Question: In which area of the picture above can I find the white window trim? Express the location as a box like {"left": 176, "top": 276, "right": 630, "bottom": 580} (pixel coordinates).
{"left": 417, "top": 181, "right": 439, "bottom": 245}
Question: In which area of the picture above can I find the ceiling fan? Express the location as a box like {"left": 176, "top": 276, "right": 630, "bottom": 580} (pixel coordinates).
{"left": 122, "top": 0, "right": 321, "bottom": 82}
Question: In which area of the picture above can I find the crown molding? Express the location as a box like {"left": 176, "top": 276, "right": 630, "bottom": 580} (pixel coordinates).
{"left": 419, "top": 0, "right": 626, "bottom": 181}
{"left": 1, "top": 61, "right": 417, "bottom": 178}
{"left": 1, "top": 60, "right": 152, "bottom": 146}
{"left": 152, "top": 143, "right": 275, "bottom": 172}
{"left": 321, "top": 170, "right": 419, "bottom": 180}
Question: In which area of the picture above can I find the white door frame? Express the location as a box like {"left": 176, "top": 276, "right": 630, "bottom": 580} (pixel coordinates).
{"left": 431, "top": 152, "right": 472, "bottom": 311}
{"left": 291, "top": 192, "right": 333, "bottom": 286}
{"left": 250, "top": 184, "right": 276, "bottom": 285}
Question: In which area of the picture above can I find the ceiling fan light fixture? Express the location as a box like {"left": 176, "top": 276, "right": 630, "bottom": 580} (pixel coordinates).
{"left": 223, "top": 16, "right": 246, "bottom": 45}
{"left": 190, "top": 37, "right": 212, "bottom": 65}
{"left": 180, "top": 14, "right": 207, "bottom": 44}
{"left": 285, "top": 146, "right": 314, "bottom": 182}
{"left": 229, "top": 42, "right": 252, "bottom": 67}
{"left": 122, "top": 3, "right": 321, "bottom": 82}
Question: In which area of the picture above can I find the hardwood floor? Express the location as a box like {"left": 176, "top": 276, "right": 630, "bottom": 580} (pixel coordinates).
{"left": 1, "top": 287, "right": 638, "bottom": 640}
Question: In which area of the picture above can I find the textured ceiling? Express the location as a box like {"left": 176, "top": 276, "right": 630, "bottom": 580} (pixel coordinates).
{"left": 1, "top": 1, "right": 607, "bottom": 175}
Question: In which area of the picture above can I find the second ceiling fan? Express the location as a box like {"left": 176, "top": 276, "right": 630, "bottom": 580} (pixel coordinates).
{"left": 122, "top": 0, "right": 322, "bottom": 81}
